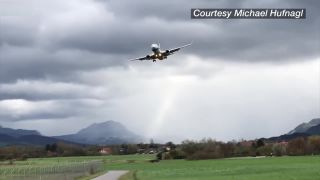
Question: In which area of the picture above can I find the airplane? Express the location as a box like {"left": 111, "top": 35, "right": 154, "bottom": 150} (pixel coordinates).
{"left": 130, "top": 42, "right": 192, "bottom": 62}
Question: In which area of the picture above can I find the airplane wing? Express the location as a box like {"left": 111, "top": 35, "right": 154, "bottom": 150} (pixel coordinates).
{"left": 129, "top": 54, "right": 154, "bottom": 61}
{"left": 163, "top": 42, "right": 192, "bottom": 56}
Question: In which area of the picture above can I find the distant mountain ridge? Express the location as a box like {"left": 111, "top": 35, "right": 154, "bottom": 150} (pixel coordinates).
{"left": 0, "top": 121, "right": 144, "bottom": 146}
{"left": 0, "top": 126, "right": 59, "bottom": 146}
{"left": 3, "top": 118, "right": 319, "bottom": 146}
{"left": 55, "top": 120, "right": 144, "bottom": 145}
{"left": 267, "top": 118, "right": 320, "bottom": 141}
{"left": 0, "top": 126, "right": 40, "bottom": 137}
{"left": 0, "top": 134, "right": 75, "bottom": 146}
{"left": 287, "top": 118, "right": 320, "bottom": 134}
{"left": 304, "top": 123, "right": 320, "bottom": 135}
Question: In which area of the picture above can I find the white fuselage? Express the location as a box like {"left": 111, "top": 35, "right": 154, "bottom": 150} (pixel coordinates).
{"left": 130, "top": 42, "right": 191, "bottom": 62}
{"left": 151, "top": 44, "right": 161, "bottom": 53}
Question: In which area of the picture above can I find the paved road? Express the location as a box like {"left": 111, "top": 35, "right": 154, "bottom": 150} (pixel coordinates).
{"left": 92, "top": 170, "right": 129, "bottom": 180}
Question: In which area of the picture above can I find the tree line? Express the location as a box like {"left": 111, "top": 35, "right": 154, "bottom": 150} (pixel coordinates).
{"left": 163, "top": 136, "right": 320, "bottom": 160}
{"left": 1, "top": 136, "right": 320, "bottom": 161}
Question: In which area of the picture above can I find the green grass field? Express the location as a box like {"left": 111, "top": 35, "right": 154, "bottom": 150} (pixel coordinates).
{"left": 105, "top": 155, "right": 320, "bottom": 180}
{"left": 1, "top": 155, "right": 320, "bottom": 180}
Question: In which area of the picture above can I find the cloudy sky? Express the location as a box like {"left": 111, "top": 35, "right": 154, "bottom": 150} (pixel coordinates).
{"left": 0, "top": 0, "right": 319, "bottom": 142}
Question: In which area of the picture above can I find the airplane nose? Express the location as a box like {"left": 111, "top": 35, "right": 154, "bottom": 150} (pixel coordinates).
{"left": 151, "top": 44, "right": 159, "bottom": 52}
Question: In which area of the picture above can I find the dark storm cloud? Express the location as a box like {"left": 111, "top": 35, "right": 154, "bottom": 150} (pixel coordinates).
{"left": 0, "top": 17, "right": 38, "bottom": 46}
{"left": 55, "top": 0, "right": 319, "bottom": 61}
{"left": 0, "top": 0, "right": 318, "bottom": 84}
{"left": 0, "top": 45, "right": 127, "bottom": 83}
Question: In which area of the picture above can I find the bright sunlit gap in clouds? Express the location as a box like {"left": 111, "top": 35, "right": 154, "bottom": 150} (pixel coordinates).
{"left": 146, "top": 75, "right": 196, "bottom": 138}
{"left": 0, "top": 55, "right": 318, "bottom": 143}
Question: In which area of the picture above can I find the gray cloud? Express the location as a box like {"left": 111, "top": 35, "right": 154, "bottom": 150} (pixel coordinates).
{"left": 0, "top": 0, "right": 319, "bottom": 84}
{"left": 56, "top": 0, "right": 319, "bottom": 60}
{"left": 0, "top": 45, "right": 127, "bottom": 83}
{"left": 0, "top": 0, "right": 319, "bottom": 141}
{"left": 0, "top": 98, "right": 105, "bottom": 122}
{"left": 0, "top": 80, "right": 104, "bottom": 100}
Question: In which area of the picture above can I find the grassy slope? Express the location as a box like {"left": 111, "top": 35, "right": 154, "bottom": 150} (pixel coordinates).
{"left": 3, "top": 155, "right": 320, "bottom": 180}
{"left": 106, "top": 156, "right": 320, "bottom": 180}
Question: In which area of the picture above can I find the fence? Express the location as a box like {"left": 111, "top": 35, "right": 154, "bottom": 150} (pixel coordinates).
{"left": 0, "top": 160, "right": 103, "bottom": 180}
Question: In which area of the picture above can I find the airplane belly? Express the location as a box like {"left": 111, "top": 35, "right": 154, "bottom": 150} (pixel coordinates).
{"left": 152, "top": 49, "right": 160, "bottom": 54}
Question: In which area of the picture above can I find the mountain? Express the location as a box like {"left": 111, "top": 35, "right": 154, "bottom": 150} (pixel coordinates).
{"left": 266, "top": 118, "right": 320, "bottom": 141}
{"left": 304, "top": 124, "right": 320, "bottom": 135}
{"left": 287, "top": 118, "right": 320, "bottom": 134}
{"left": 0, "top": 121, "right": 143, "bottom": 146}
{"left": 55, "top": 121, "right": 143, "bottom": 145}
{"left": 0, "top": 126, "right": 76, "bottom": 146}
{"left": 0, "top": 126, "right": 40, "bottom": 137}
{"left": 0, "top": 133, "right": 74, "bottom": 146}
{"left": 267, "top": 132, "right": 310, "bottom": 142}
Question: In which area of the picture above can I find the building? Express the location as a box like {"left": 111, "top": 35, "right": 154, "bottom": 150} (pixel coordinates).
{"left": 99, "top": 147, "right": 112, "bottom": 155}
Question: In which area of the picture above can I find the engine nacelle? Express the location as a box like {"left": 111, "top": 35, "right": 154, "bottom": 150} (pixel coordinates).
{"left": 166, "top": 50, "right": 170, "bottom": 54}
{"left": 146, "top": 55, "right": 150, "bottom": 58}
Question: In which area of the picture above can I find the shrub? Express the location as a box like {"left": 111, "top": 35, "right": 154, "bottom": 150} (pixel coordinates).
{"left": 169, "top": 149, "right": 186, "bottom": 159}
{"left": 272, "top": 143, "right": 287, "bottom": 156}
{"left": 287, "top": 137, "right": 307, "bottom": 156}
